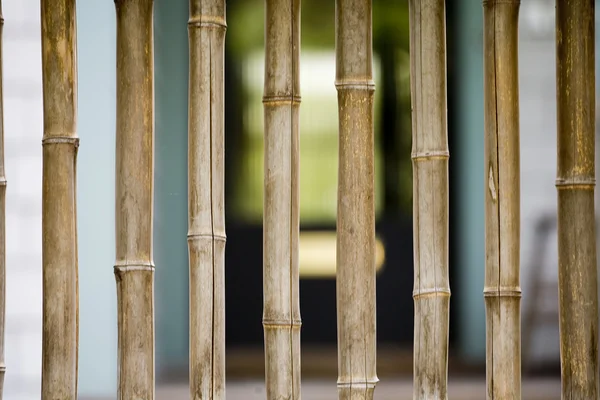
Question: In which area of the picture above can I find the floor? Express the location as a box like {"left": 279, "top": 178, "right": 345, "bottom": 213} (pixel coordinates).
{"left": 147, "top": 379, "right": 562, "bottom": 400}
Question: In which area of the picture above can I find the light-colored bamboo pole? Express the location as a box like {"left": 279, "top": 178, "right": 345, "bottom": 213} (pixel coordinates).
{"left": 335, "top": 0, "right": 377, "bottom": 399}
{"left": 483, "top": 0, "right": 522, "bottom": 396}
{"left": 556, "top": 1, "right": 599, "bottom": 398}
{"left": 187, "top": 1, "right": 226, "bottom": 399}
{"left": 40, "top": 1, "right": 79, "bottom": 399}
{"left": 114, "top": 1, "right": 155, "bottom": 399}
{"left": 262, "top": 0, "right": 301, "bottom": 399}
{"left": 482, "top": 1, "right": 521, "bottom": 399}
{"left": 0, "top": 2, "right": 5, "bottom": 398}
{"left": 408, "top": 1, "right": 449, "bottom": 398}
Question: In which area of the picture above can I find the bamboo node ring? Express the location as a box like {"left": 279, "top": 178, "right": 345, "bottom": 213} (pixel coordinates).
{"left": 413, "top": 288, "right": 451, "bottom": 299}
{"left": 336, "top": 380, "right": 379, "bottom": 388}
{"left": 42, "top": 137, "right": 79, "bottom": 147}
{"left": 411, "top": 150, "right": 450, "bottom": 161}
{"left": 114, "top": 264, "right": 155, "bottom": 273}
{"left": 483, "top": 286, "right": 521, "bottom": 298}
{"left": 334, "top": 79, "right": 375, "bottom": 91}
{"left": 262, "top": 319, "right": 302, "bottom": 328}
{"left": 262, "top": 95, "right": 301, "bottom": 105}
{"left": 187, "top": 233, "right": 227, "bottom": 242}
{"left": 0, "top": 178, "right": 6, "bottom": 186}
{"left": 555, "top": 177, "right": 595, "bottom": 190}
{"left": 188, "top": 15, "right": 227, "bottom": 29}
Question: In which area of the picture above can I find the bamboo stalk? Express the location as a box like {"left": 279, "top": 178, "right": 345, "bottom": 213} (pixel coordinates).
{"left": 335, "top": 0, "right": 377, "bottom": 399}
{"left": 40, "top": 1, "right": 79, "bottom": 399}
{"left": 262, "top": 0, "right": 301, "bottom": 399}
{"left": 408, "top": 1, "right": 449, "bottom": 398}
{"left": 114, "top": 1, "right": 155, "bottom": 399}
{"left": 483, "top": 1, "right": 521, "bottom": 399}
{"left": 0, "top": 2, "right": 5, "bottom": 398}
{"left": 556, "top": 1, "right": 599, "bottom": 398}
{"left": 187, "top": 1, "right": 226, "bottom": 399}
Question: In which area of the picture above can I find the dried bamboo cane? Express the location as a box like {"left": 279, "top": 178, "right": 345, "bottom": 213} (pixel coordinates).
{"left": 114, "top": 1, "right": 155, "bottom": 399}
{"left": 556, "top": 1, "right": 599, "bottom": 398}
{"left": 408, "top": 0, "right": 449, "bottom": 398}
{"left": 262, "top": 0, "right": 301, "bottom": 399}
{"left": 0, "top": 2, "right": 5, "bottom": 398}
{"left": 187, "top": 1, "right": 226, "bottom": 399}
{"left": 335, "top": 0, "right": 377, "bottom": 399}
{"left": 40, "top": 1, "right": 79, "bottom": 399}
{"left": 482, "top": 1, "right": 521, "bottom": 399}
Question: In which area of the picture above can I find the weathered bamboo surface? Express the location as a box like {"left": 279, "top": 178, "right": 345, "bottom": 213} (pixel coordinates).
{"left": 555, "top": 0, "right": 599, "bottom": 398}
{"left": 0, "top": 2, "right": 5, "bottom": 397}
{"left": 482, "top": 1, "right": 522, "bottom": 399}
{"left": 335, "top": 0, "right": 377, "bottom": 399}
{"left": 188, "top": 1, "right": 226, "bottom": 399}
{"left": 408, "top": 0, "right": 449, "bottom": 399}
{"left": 40, "top": 1, "right": 79, "bottom": 399}
{"left": 262, "top": 0, "right": 301, "bottom": 399}
{"left": 114, "top": 1, "right": 155, "bottom": 399}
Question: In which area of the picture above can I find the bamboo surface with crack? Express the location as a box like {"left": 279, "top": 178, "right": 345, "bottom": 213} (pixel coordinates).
{"left": 556, "top": 0, "right": 599, "bottom": 398}
{"left": 40, "top": 0, "right": 79, "bottom": 398}
{"left": 335, "top": 0, "right": 377, "bottom": 399}
{"left": 114, "top": 1, "right": 155, "bottom": 399}
{"left": 483, "top": 1, "right": 522, "bottom": 399}
{"left": 408, "top": 0, "right": 449, "bottom": 398}
{"left": 262, "top": 0, "right": 301, "bottom": 399}
{"left": 0, "top": 2, "right": 5, "bottom": 398}
{"left": 187, "top": 1, "right": 226, "bottom": 399}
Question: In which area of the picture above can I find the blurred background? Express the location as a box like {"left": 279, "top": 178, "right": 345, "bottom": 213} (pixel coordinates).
{"left": 3, "top": 0, "right": 595, "bottom": 398}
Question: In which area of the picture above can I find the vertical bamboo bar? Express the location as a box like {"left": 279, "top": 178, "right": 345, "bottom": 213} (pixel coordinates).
{"left": 0, "top": 2, "right": 5, "bottom": 398}
{"left": 556, "top": 1, "right": 598, "bottom": 398}
{"left": 483, "top": 1, "right": 521, "bottom": 399}
{"left": 408, "top": 1, "right": 449, "bottom": 399}
{"left": 40, "top": 1, "right": 79, "bottom": 399}
{"left": 262, "top": 0, "right": 301, "bottom": 399}
{"left": 114, "top": 1, "right": 155, "bottom": 399}
{"left": 335, "top": 0, "right": 377, "bottom": 399}
{"left": 188, "top": 1, "right": 226, "bottom": 399}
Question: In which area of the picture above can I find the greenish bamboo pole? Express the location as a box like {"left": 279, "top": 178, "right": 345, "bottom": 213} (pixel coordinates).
{"left": 262, "top": 0, "right": 301, "bottom": 399}
{"left": 187, "top": 1, "right": 226, "bottom": 399}
{"left": 40, "top": 1, "right": 79, "bottom": 399}
{"left": 0, "top": 2, "right": 5, "bottom": 398}
{"left": 114, "top": 1, "right": 155, "bottom": 399}
{"left": 483, "top": 1, "right": 522, "bottom": 399}
{"left": 335, "top": 0, "right": 377, "bottom": 399}
{"left": 408, "top": 0, "right": 449, "bottom": 398}
{"left": 556, "top": 1, "right": 598, "bottom": 398}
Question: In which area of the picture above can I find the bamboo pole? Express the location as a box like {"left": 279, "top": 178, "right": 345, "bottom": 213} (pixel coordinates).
{"left": 114, "top": 1, "right": 155, "bottom": 399}
{"left": 335, "top": 0, "right": 377, "bottom": 399}
{"left": 40, "top": 1, "right": 79, "bottom": 398}
{"left": 262, "top": 1, "right": 301, "bottom": 399}
{"left": 408, "top": 1, "right": 449, "bottom": 398}
{"left": 0, "top": 2, "right": 5, "bottom": 398}
{"left": 187, "top": 1, "right": 226, "bottom": 399}
{"left": 482, "top": 1, "right": 521, "bottom": 399}
{"left": 556, "top": 1, "right": 599, "bottom": 398}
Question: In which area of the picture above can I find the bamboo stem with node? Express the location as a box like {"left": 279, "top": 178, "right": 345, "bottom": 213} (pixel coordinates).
{"left": 114, "top": 1, "right": 155, "bottom": 399}
{"left": 335, "top": 0, "right": 377, "bottom": 399}
{"left": 262, "top": 0, "right": 301, "bottom": 399}
{"left": 556, "top": 0, "right": 599, "bottom": 398}
{"left": 187, "top": 1, "right": 226, "bottom": 399}
{"left": 483, "top": 1, "right": 521, "bottom": 399}
{"left": 40, "top": 1, "right": 79, "bottom": 398}
{"left": 408, "top": 0, "right": 449, "bottom": 398}
{"left": 0, "top": 2, "right": 5, "bottom": 398}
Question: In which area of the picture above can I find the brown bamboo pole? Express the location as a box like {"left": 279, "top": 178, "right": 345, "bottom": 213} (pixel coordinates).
{"left": 0, "top": 2, "right": 5, "bottom": 398}
{"left": 556, "top": 1, "right": 599, "bottom": 398}
{"left": 408, "top": 0, "right": 449, "bottom": 398}
{"left": 335, "top": 0, "right": 377, "bottom": 399}
{"left": 187, "top": 1, "right": 226, "bottom": 399}
{"left": 483, "top": 1, "right": 521, "bottom": 399}
{"left": 262, "top": 0, "right": 301, "bottom": 399}
{"left": 40, "top": 1, "right": 79, "bottom": 399}
{"left": 114, "top": 1, "right": 155, "bottom": 399}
